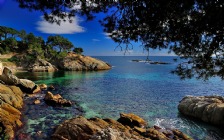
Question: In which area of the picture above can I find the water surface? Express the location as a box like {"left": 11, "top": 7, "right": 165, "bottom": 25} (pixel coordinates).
{"left": 15, "top": 56, "right": 224, "bottom": 140}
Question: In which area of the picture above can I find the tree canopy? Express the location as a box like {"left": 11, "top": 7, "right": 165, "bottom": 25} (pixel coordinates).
{"left": 0, "top": 26, "right": 82, "bottom": 63}
{"left": 14, "top": 0, "right": 224, "bottom": 79}
{"left": 73, "top": 47, "right": 84, "bottom": 54}
{"left": 47, "top": 35, "right": 74, "bottom": 52}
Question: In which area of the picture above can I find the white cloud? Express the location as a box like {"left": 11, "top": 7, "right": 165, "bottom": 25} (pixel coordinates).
{"left": 92, "top": 39, "right": 100, "bottom": 42}
{"left": 103, "top": 33, "right": 112, "bottom": 39}
{"left": 36, "top": 16, "right": 85, "bottom": 34}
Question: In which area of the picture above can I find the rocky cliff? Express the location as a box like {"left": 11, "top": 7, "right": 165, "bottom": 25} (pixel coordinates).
{"left": 55, "top": 52, "right": 111, "bottom": 71}
{"left": 4, "top": 52, "right": 111, "bottom": 72}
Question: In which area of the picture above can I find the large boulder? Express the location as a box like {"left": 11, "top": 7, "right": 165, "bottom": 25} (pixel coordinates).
{"left": 28, "top": 59, "right": 58, "bottom": 72}
{"left": 17, "top": 79, "right": 36, "bottom": 93}
{"left": 0, "top": 66, "right": 36, "bottom": 93}
{"left": 0, "top": 84, "right": 24, "bottom": 140}
{"left": 56, "top": 52, "right": 111, "bottom": 71}
{"left": 0, "top": 67, "right": 20, "bottom": 85}
{"left": 51, "top": 113, "right": 192, "bottom": 140}
{"left": 178, "top": 96, "right": 224, "bottom": 126}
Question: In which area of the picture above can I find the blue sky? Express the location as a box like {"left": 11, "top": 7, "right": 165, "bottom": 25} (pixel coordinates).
{"left": 0, "top": 0, "right": 173, "bottom": 56}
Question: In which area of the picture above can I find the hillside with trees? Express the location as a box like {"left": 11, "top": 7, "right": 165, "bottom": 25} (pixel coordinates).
{"left": 0, "top": 25, "right": 76, "bottom": 60}
{"left": 0, "top": 25, "right": 111, "bottom": 71}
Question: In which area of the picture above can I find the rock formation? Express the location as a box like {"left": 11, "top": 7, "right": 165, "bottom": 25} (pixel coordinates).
{"left": 178, "top": 95, "right": 224, "bottom": 126}
{"left": 56, "top": 52, "right": 111, "bottom": 71}
{"left": 44, "top": 91, "right": 72, "bottom": 107}
{"left": 0, "top": 62, "right": 40, "bottom": 139}
{"left": 28, "top": 59, "right": 58, "bottom": 72}
{"left": 51, "top": 113, "right": 192, "bottom": 140}
{"left": 0, "top": 84, "right": 24, "bottom": 139}
{"left": 0, "top": 66, "right": 37, "bottom": 93}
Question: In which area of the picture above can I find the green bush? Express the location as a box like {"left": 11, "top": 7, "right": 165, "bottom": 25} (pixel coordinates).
{"left": 8, "top": 56, "right": 19, "bottom": 62}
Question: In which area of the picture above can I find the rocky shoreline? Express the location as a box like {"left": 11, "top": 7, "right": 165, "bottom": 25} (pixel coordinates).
{"left": 3, "top": 52, "right": 111, "bottom": 72}
{"left": 0, "top": 62, "right": 40, "bottom": 139}
{"left": 51, "top": 113, "right": 192, "bottom": 140}
{"left": 0, "top": 62, "right": 192, "bottom": 140}
{"left": 1, "top": 61, "right": 224, "bottom": 140}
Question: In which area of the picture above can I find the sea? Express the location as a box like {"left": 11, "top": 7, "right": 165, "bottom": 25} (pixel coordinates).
{"left": 15, "top": 56, "right": 224, "bottom": 140}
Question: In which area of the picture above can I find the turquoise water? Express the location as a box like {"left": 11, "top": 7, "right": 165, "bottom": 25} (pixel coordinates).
{"left": 15, "top": 56, "right": 224, "bottom": 140}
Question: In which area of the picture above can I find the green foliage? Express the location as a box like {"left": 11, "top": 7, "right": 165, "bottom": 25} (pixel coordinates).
{"left": 27, "top": 44, "right": 44, "bottom": 59}
{"left": 73, "top": 47, "right": 84, "bottom": 54}
{"left": 8, "top": 56, "right": 19, "bottom": 63}
{"left": 0, "top": 26, "right": 19, "bottom": 39}
{"left": 57, "top": 51, "right": 68, "bottom": 59}
{"left": 0, "top": 26, "right": 78, "bottom": 65}
{"left": 2, "top": 37, "right": 18, "bottom": 50}
{"left": 47, "top": 35, "right": 74, "bottom": 52}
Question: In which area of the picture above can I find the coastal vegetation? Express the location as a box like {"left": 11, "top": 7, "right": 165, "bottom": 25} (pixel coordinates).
{"left": 0, "top": 25, "right": 77, "bottom": 61}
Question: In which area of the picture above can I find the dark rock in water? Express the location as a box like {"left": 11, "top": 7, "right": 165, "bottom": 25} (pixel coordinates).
{"left": 17, "top": 133, "right": 31, "bottom": 140}
{"left": 48, "top": 85, "right": 55, "bottom": 90}
{"left": 132, "top": 59, "right": 144, "bottom": 62}
{"left": 131, "top": 60, "right": 170, "bottom": 64}
{"left": 44, "top": 91, "right": 72, "bottom": 107}
{"left": 51, "top": 113, "right": 193, "bottom": 140}
{"left": 178, "top": 95, "right": 224, "bottom": 126}
{"left": 150, "top": 61, "right": 170, "bottom": 64}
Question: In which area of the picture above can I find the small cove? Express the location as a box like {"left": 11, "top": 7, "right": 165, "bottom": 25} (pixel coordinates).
{"left": 15, "top": 56, "right": 224, "bottom": 140}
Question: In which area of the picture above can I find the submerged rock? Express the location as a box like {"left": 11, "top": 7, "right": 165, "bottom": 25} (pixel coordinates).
{"left": 178, "top": 95, "right": 224, "bottom": 126}
{"left": 39, "top": 84, "right": 47, "bottom": 90}
{"left": 48, "top": 85, "right": 55, "bottom": 90}
{"left": 51, "top": 113, "right": 192, "bottom": 140}
{"left": 56, "top": 52, "right": 111, "bottom": 71}
{"left": 33, "top": 99, "right": 41, "bottom": 105}
{"left": 44, "top": 91, "right": 72, "bottom": 107}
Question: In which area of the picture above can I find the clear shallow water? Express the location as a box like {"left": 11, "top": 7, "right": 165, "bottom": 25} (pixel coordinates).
{"left": 15, "top": 56, "right": 224, "bottom": 140}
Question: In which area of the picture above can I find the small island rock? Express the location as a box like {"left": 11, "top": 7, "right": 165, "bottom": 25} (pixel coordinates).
{"left": 178, "top": 95, "right": 224, "bottom": 126}
{"left": 44, "top": 91, "right": 72, "bottom": 107}
{"left": 39, "top": 84, "right": 47, "bottom": 90}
